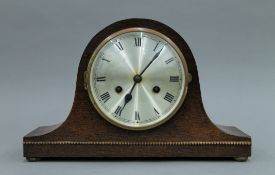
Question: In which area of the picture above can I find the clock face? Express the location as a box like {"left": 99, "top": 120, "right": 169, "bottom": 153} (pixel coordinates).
{"left": 86, "top": 28, "right": 189, "bottom": 130}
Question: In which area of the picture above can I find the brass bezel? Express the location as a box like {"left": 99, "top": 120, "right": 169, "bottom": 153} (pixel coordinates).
{"left": 85, "top": 27, "right": 190, "bottom": 131}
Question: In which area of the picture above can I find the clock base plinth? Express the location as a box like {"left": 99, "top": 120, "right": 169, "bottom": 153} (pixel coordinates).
{"left": 23, "top": 124, "right": 251, "bottom": 160}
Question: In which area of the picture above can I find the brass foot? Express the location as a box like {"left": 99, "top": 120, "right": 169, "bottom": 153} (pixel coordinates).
{"left": 26, "top": 157, "right": 40, "bottom": 161}
{"left": 234, "top": 157, "right": 248, "bottom": 161}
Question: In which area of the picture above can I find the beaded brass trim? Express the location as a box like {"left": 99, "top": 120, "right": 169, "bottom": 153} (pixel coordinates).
{"left": 23, "top": 141, "right": 251, "bottom": 146}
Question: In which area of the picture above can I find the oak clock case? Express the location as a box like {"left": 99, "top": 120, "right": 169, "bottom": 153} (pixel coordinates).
{"left": 23, "top": 18, "right": 251, "bottom": 161}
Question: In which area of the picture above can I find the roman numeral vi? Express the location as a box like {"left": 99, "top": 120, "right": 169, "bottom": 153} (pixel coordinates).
{"left": 114, "top": 106, "right": 122, "bottom": 116}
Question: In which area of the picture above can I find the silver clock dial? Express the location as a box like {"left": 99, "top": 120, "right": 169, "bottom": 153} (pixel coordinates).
{"left": 87, "top": 28, "right": 188, "bottom": 130}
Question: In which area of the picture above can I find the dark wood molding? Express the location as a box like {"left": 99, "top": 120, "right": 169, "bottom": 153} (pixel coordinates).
{"left": 23, "top": 18, "right": 251, "bottom": 160}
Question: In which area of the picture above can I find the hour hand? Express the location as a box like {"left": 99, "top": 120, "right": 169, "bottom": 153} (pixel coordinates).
{"left": 119, "top": 82, "right": 136, "bottom": 115}
{"left": 122, "top": 93, "right": 132, "bottom": 108}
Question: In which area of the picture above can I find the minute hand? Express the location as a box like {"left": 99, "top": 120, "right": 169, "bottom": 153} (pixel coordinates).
{"left": 139, "top": 47, "right": 164, "bottom": 76}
